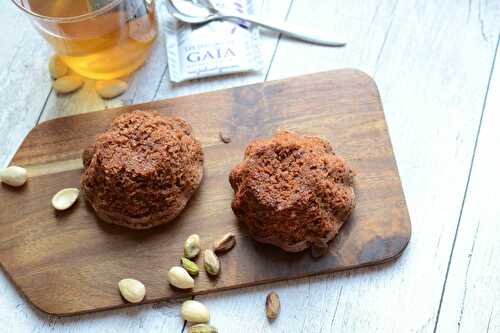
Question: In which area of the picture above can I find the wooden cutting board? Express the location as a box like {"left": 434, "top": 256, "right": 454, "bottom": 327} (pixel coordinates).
{"left": 0, "top": 69, "right": 411, "bottom": 316}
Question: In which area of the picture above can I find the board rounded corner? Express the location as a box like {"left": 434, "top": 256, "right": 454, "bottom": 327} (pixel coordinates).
{"left": 388, "top": 222, "right": 412, "bottom": 262}
{"left": 21, "top": 292, "right": 68, "bottom": 317}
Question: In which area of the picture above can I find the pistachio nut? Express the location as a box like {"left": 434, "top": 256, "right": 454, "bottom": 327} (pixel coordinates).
{"left": 181, "top": 257, "right": 199, "bottom": 276}
{"left": 184, "top": 234, "right": 201, "bottom": 259}
{"left": 203, "top": 249, "right": 220, "bottom": 276}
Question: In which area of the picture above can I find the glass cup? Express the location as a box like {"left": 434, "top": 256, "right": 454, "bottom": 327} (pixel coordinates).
{"left": 11, "top": 0, "right": 158, "bottom": 80}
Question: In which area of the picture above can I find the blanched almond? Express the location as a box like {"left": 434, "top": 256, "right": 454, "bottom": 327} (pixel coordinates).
{"left": 95, "top": 79, "right": 128, "bottom": 99}
{"left": 48, "top": 56, "right": 68, "bottom": 79}
{"left": 181, "top": 300, "right": 210, "bottom": 323}
{"left": 53, "top": 75, "right": 83, "bottom": 94}
{"left": 0, "top": 166, "right": 28, "bottom": 187}
{"left": 167, "top": 266, "right": 194, "bottom": 289}
{"left": 118, "top": 278, "right": 146, "bottom": 303}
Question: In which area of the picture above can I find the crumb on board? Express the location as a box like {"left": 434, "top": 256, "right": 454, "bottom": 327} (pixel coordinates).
{"left": 219, "top": 131, "right": 231, "bottom": 144}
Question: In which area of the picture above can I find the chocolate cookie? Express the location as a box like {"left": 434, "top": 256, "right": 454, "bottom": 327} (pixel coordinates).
{"left": 229, "top": 131, "right": 355, "bottom": 252}
{"left": 81, "top": 110, "right": 203, "bottom": 229}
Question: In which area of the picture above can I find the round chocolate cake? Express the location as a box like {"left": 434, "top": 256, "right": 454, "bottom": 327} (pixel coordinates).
{"left": 229, "top": 131, "right": 355, "bottom": 252}
{"left": 81, "top": 110, "right": 203, "bottom": 229}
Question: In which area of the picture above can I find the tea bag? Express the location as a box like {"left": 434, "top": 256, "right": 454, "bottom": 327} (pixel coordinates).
{"left": 86, "top": 0, "right": 109, "bottom": 11}
{"left": 165, "top": 0, "right": 263, "bottom": 82}
{"left": 86, "top": 0, "right": 153, "bottom": 20}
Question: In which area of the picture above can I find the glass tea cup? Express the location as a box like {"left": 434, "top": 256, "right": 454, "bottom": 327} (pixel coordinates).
{"left": 11, "top": 0, "right": 158, "bottom": 80}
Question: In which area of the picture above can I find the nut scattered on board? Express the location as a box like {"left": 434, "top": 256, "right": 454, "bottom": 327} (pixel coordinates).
{"left": 51, "top": 188, "right": 79, "bottom": 211}
{"left": 181, "top": 300, "right": 210, "bottom": 323}
{"left": 213, "top": 233, "right": 236, "bottom": 254}
{"left": 265, "top": 291, "right": 281, "bottom": 320}
{"left": 96, "top": 79, "right": 128, "bottom": 99}
{"left": 167, "top": 266, "right": 195, "bottom": 289}
{"left": 181, "top": 257, "right": 199, "bottom": 276}
{"left": 218, "top": 131, "right": 231, "bottom": 144}
{"left": 0, "top": 166, "right": 28, "bottom": 187}
{"left": 189, "top": 324, "right": 218, "bottom": 333}
{"left": 53, "top": 75, "right": 84, "bottom": 94}
{"left": 48, "top": 55, "right": 68, "bottom": 79}
{"left": 203, "top": 249, "right": 220, "bottom": 276}
{"left": 184, "top": 234, "right": 201, "bottom": 259}
{"left": 311, "top": 243, "right": 328, "bottom": 258}
{"left": 118, "top": 278, "right": 146, "bottom": 303}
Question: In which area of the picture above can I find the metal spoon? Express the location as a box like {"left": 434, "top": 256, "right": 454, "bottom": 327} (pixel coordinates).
{"left": 166, "top": 0, "right": 346, "bottom": 47}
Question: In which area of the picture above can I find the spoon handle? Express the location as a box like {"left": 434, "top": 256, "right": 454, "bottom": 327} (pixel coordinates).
{"left": 218, "top": 12, "right": 346, "bottom": 47}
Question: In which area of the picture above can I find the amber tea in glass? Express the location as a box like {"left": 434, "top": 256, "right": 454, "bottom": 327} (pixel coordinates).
{"left": 12, "top": 0, "right": 158, "bottom": 79}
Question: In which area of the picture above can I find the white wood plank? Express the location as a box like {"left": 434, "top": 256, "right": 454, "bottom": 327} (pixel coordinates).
{"left": 436, "top": 36, "right": 500, "bottom": 333}
{"left": 197, "top": 1, "right": 500, "bottom": 332}
{"left": 0, "top": 2, "right": 52, "bottom": 167}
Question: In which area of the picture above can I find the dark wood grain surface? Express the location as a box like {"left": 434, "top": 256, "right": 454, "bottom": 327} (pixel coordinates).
{"left": 0, "top": 69, "right": 411, "bottom": 316}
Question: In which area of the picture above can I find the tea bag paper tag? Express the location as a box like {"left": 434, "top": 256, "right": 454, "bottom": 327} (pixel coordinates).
{"left": 165, "top": 0, "right": 263, "bottom": 82}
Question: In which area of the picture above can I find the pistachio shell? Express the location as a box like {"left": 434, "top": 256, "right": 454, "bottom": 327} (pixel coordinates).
{"left": 213, "top": 233, "right": 236, "bottom": 253}
{"left": 51, "top": 188, "right": 79, "bottom": 210}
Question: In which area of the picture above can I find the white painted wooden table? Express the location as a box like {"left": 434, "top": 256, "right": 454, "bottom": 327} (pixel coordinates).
{"left": 1, "top": 1, "right": 499, "bottom": 332}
